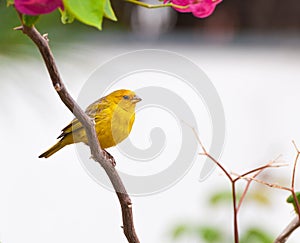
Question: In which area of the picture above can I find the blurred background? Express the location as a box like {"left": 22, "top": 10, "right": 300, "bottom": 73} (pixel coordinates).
{"left": 2, "top": 0, "right": 300, "bottom": 48}
{"left": 1, "top": 0, "right": 300, "bottom": 243}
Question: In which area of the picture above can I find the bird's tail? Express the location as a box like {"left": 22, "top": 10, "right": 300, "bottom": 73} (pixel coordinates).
{"left": 39, "top": 140, "right": 67, "bottom": 158}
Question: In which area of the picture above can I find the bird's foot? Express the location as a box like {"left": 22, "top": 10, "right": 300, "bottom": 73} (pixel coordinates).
{"left": 89, "top": 150, "right": 116, "bottom": 167}
{"left": 101, "top": 149, "right": 116, "bottom": 167}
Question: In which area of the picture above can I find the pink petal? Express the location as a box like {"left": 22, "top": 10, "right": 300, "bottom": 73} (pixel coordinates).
{"left": 190, "top": 0, "right": 222, "bottom": 18}
{"left": 15, "top": 0, "right": 63, "bottom": 15}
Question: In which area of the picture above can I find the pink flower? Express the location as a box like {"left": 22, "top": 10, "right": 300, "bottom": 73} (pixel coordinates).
{"left": 165, "top": 0, "right": 222, "bottom": 18}
{"left": 189, "top": 0, "right": 222, "bottom": 18}
{"left": 171, "top": 0, "right": 192, "bottom": 13}
{"left": 15, "top": 0, "right": 64, "bottom": 15}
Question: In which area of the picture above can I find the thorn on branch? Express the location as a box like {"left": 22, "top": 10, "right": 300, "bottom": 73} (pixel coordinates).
{"left": 13, "top": 26, "right": 23, "bottom": 31}
{"left": 123, "top": 197, "right": 132, "bottom": 207}
{"left": 42, "top": 33, "right": 49, "bottom": 41}
{"left": 54, "top": 83, "right": 61, "bottom": 91}
{"left": 292, "top": 140, "right": 299, "bottom": 153}
{"left": 126, "top": 198, "right": 132, "bottom": 205}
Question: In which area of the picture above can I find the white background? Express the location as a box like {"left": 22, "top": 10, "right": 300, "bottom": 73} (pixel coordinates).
{"left": 1, "top": 40, "right": 300, "bottom": 243}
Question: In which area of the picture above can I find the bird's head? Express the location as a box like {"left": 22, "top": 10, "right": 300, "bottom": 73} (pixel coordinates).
{"left": 106, "top": 89, "right": 142, "bottom": 112}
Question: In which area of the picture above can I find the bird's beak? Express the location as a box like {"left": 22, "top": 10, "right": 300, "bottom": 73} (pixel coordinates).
{"left": 131, "top": 95, "right": 142, "bottom": 104}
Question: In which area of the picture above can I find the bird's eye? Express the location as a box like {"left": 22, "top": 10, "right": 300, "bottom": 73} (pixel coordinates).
{"left": 123, "top": 95, "right": 130, "bottom": 100}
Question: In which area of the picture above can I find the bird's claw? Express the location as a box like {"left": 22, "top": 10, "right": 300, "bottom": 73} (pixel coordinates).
{"left": 89, "top": 117, "right": 96, "bottom": 125}
{"left": 90, "top": 151, "right": 116, "bottom": 167}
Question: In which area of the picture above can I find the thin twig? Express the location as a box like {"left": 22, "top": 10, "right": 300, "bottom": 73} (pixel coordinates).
{"left": 236, "top": 169, "right": 263, "bottom": 212}
{"left": 235, "top": 159, "right": 285, "bottom": 212}
{"left": 291, "top": 141, "right": 299, "bottom": 189}
{"left": 187, "top": 123, "right": 232, "bottom": 180}
{"left": 205, "top": 153, "right": 233, "bottom": 181}
{"left": 234, "top": 155, "right": 281, "bottom": 177}
{"left": 184, "top": 121, "right": 207, "bottom": 155}
{"left": 242, "top": 176, "right": 291, "bottom": 192}
{"left": 291, "top": 141, "right": 300, "bottom": 218}
{"left": 292, "top": 140, "right": 299, "bottom": 153}
{"left": 234, "top": 163, "right": 273, "bottom": 182}
{"left": 188, "top": 124, "right": 239, "bottom": 242}
{"left": 17, "top": 24, "right": 140, "bottom": 243}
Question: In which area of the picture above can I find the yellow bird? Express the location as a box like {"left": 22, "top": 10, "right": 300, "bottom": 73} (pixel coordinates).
{"left": 39, "top": 89, "right": 142, "bottom": 159}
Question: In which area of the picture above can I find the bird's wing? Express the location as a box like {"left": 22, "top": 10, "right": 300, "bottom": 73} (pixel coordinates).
{"left": 57, "top": 118, "right": 82, "bottom": 139}
{"left": 57, "top": 97, "right": 107, "bottom": 139}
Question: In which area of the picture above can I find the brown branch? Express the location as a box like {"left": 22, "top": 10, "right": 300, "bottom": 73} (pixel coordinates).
{"left": 187, "top": 124, "right": 232, "bottom": 181}
{"left": 231, "top": 183, "right": 239, "bottom": 243}
{"left": 236, "top": 159, "right": 284, "bottom": 212}
{"left": 190, "top": 125, "right": 239, "bottom": 242}
{"left": 236, "top": 169, "right": 262, "bottom": 212}
{"left": 234, "top": 160, "right": 284, "bottom": 182}
{"left": 291, "top": 152, "right": 299, "bottom": 190}
{"left": 291, "top": 141, "right": 299, "bottom": 190}
{"left": 239, "top": 175, "right": 292, "bottom": 192}
{"left": 274, "top": 216, "right": 300, "bottom": 243}
{"left": 17, "top": 24, "right": 140, "bottom": 243}
{"left": 291, "top": 141, "right": 300, "bottom": 218}
{"left": 189, "top": 123, "right": 293, "bottom": 243}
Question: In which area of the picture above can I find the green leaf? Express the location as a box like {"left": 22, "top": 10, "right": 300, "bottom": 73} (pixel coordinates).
{"left": 103, "top": 0, "right": 117, "bottom": 21}
{"left": 209, "top": 191, "right": 239, "bottom": 205}
{"left": 63, "top": 0, "right": 105, "bottom": 30}
{"left": 196, "top": 226, "right": 223, "bottom": 243}
{"left": 60, "top": 8, "right": 75, "bottom": 24}
{"left": 171, "top": 224, "right": 191, "bottom": 239}
{"left": 209, "top": 190, "right": 270, "bottom": 206}
{"left": 286, "top": 192, "right": 300, "bottom": 213}
{"left": 286, "top": 192, "right": 300, "bottom": 203}
{"left": 240, "top": 228, "right": 273, "bottom": 243}
{"left": 22, "top": 15, "right": 40, "bottom": 27}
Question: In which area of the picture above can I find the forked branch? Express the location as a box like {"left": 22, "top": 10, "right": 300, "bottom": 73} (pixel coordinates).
{"left": 189, "top": 125, "right": 291, "bottom": 243}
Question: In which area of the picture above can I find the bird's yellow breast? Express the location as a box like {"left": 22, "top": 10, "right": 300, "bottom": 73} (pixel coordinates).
{"left": 93, "top": 104, "right": 135, "bottom": 149}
